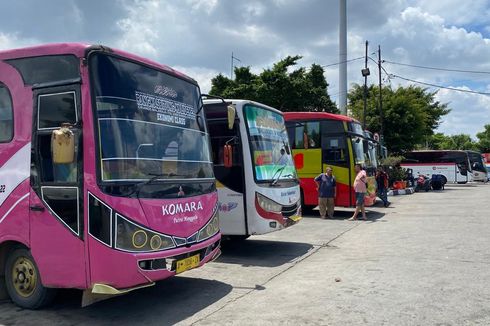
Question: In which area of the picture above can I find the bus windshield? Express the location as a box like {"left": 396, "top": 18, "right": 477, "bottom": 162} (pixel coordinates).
{"left": 90, "top": 53, "right": 214, "bottom": 188}
{"left": 467, "top": 151, "right": 486, "bottom": 172}
{"left": 244, "top": 104, "right": 297, "bottom": 183}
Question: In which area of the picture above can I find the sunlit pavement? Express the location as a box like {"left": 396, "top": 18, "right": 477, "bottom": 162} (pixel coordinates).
{"left": 1, "top": 183, "right": 489, "bottom": 325}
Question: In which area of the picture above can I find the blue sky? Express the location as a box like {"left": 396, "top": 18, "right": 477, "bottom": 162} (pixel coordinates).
{"left": 1, "top": 0, "right": 489, "bottom": 139}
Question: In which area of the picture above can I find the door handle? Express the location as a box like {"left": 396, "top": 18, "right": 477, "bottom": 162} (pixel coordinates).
{"left": 30, "top": 205, "right": 45, "bottom": 212}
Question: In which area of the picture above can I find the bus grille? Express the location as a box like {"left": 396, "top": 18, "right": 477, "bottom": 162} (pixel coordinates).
{"left": 281, "top": 203, "right": 299, "bottom": 217}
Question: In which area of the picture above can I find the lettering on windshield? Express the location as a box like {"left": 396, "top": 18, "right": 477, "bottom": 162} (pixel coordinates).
{"left": 135, "top": 91, "right": 195, "bottom": 126}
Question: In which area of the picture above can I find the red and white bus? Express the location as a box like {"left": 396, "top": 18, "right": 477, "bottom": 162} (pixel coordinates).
{"left": 284, "top": 112, "right": 377, "bottom": 209}
{"left": 0, "top": 43, "right": 220, "bottom": 308}
{"left": 401, "top": 150, "right": 472, "bottom": 184}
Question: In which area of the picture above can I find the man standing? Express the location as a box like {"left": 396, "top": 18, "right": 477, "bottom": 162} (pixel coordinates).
{"left": 315, "top": 166, "right": 336, "bottom": 219}
{"left": 376, "top": 167, "right": 390, "bottom": 207}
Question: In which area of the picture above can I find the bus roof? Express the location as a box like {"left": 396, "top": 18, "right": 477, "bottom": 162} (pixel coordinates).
{"left": 203, "top": 99, "right": 283, "bottom": 115}
{"left": 283, "top": 111, "right": 359, "bottom": 124}
{"left": 0, "top": 43, "right": 195, "bottom": 84}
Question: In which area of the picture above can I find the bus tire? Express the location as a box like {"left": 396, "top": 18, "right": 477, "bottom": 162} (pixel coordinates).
{"left": 5, "top": 247, "right": 56, "bottom": 309}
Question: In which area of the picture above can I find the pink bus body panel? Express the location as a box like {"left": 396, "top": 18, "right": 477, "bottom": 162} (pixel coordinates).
{"left": 0, "top": 43, "right": 220, "bottom": 292}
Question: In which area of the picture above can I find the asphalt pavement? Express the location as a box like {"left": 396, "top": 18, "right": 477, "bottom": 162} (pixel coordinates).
{"left": 1, "top": 183, "right": 489, "bottom": 325}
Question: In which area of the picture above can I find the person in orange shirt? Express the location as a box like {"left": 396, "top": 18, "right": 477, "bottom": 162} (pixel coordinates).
{"left": 348, "top": 164, "right": 367, "bottom": 221}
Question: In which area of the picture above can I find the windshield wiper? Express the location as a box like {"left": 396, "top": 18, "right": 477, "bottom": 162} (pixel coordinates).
{"left": 270, "top": 165, "right": 286, "bottom": 186}
{"left": 126, "top": 173, "right": 166, "bottom": 197}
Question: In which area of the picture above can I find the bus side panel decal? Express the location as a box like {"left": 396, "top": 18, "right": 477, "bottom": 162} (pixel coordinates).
{"left": 0, "top": 142, "right": 31, "bottom": 207}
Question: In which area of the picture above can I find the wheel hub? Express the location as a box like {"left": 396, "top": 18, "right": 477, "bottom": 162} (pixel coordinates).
{"left": 12, "top": 257, "right": 37, "bottom": 297}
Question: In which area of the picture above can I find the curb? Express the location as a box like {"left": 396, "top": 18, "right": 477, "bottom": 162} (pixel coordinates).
{"left": 388, "top": 187, "right": 415, "bottom": 196}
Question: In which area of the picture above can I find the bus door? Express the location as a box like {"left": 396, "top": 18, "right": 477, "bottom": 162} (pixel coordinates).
{"left": 206, "top": 109, "right": 246, "bottom": 235}
{"left": 321, "top": 132, "right": 350, "bottom": 207}
{"left": 29, "top": 86, "right": 86, "bottom": 288}
{"left": 291, "top": 121, "right": 321, "bottom": 206}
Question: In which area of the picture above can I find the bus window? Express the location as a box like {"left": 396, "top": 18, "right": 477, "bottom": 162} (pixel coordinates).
{"left": 322, "top": 135, "right": 347, "bottom": 165}
{"left": 37, "top": 92, "right": 79, "bottom": 183}
{"left": 293, "top": 124, "right": 305, "bottom": 149}
{"left": 305, "top": 122, "right": 320, "bottom": 148}
{"left": 38, "top": 91, "right": 78, "bottom": 129}
{"left": 0, "top": 85, "right": 13, "bottom": 142}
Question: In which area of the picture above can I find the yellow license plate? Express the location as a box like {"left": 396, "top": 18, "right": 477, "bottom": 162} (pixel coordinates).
{"left": 289, "top": 215, "right": 302, "bottom": 222}
{"left": 176, "top": 254, "right": 200, "bottom": 274}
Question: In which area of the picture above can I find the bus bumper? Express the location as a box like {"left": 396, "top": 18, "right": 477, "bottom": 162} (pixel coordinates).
{"left": 87, "top": 233, "right": 221, "bottom": 299}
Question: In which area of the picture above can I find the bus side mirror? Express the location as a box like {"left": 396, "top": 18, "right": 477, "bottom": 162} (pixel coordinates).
{"left": 227, "top": 104, "right": 236, "bottom": 130}
{"left": 52, "top": 123, "right": 75, "bottom": 164}
{"left": 224, "top": 144, "right": 233, "bottom": 168}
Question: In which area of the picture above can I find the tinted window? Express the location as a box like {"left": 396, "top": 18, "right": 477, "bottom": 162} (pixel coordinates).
{"left": 6, "top": 55, "right": 80, "bottom": 86}
{"left": 38, "top": 92, "right": 77, "bottom": 129}
{"left": 0, "top": 85, "right": 13, "bottom": 142}
{"left": 322, "top": 135, "right": 348, "bottom": 164}
{"left": 41, "top": 187, "right": 80, "bottom": 235}
{"left": 322, "top": 120, "right": 345, "bottom": 133}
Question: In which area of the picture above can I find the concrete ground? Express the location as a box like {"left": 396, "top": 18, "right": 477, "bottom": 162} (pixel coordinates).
{"left": 1, "top": 183, "right": 489, "bottom": 325}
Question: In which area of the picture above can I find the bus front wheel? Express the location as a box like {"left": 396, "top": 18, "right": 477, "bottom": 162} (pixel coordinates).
{"left": 5, "top": 247, "right": 56, "bottom": 309}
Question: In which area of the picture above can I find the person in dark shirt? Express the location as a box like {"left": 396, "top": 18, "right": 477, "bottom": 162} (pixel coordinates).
{"left": 376, "top": 166, "right": 390, "bottom": 207}
{"left": 314, "top": 166, "right": 336, "bottom": 219}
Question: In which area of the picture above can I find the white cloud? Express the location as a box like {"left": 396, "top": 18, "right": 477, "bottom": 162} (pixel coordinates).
{"left": 0, "top": 32, "right": 38, "bottom": 51}
{"left": 435, "top": 87, "right": 490, "bottom": 139}
{"left": 173, "top": 66, "right": 220, "bottom": 94}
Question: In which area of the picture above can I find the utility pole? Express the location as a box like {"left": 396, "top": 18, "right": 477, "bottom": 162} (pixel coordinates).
{"left": 339, "top": 0, "right": 347, "bottom": 115}
{"left": 362, "top": 40, "right": 369, "bottom": 129}
{"left": 378, "top": 45, "right": 384, "bottom": 145}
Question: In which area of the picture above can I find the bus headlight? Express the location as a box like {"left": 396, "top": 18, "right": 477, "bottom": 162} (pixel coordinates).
{"left": 197, "top": 210, "right": 219, "bottom": 242}
{"left": 256, "top": 193, "right": 282, "bottom": 213}
{"left": 115, "top": 213, "right": 175, "bottom": 252}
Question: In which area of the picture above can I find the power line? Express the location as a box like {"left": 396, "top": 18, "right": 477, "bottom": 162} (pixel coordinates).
{"left": 321, "top": 56, "right": 364, "bottom": 68}
{"left": 384, "top": 60, "right": 490, "bottom": 75}
{"left": 391, "top": 74, "right": 490, "bottom": 95}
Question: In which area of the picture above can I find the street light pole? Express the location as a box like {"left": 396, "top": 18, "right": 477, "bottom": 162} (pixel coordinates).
{"left": 378, "top": 45, "right": 384, "bottom": 145}
{"left": 231, "top": 52, "right": 241, "bottom": 80}
{"left": 362, "top": 40, "right": 369, "bottom": 129}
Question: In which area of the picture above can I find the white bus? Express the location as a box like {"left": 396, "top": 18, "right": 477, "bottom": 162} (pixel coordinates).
{"left": 203, "top": 99, "right": 301, "bottom": 240}
{"left": 401, "top": 150, "right": 472, "bottom": 184}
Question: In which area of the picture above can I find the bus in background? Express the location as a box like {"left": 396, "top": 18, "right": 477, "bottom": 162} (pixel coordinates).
{"left": 284, "top": 112, "right": 377, "bottom": 209}
{"left": 363, "top": 130, "right": 380, "bottom": 173}
{"left": 0, "top": 44, "right": 220, "bottom": 308}
{"left": 401, "top": 150, "right": 472, "bottom": 184}
{"left": 466, "top": 150, "right": 488, "bottom": 182}
{"left": 203, "top": 99, "right": 301, "bottom": 239}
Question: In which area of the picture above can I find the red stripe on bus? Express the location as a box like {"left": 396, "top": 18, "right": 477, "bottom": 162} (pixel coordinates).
{"left": 401, "top": 163, "right": 456, "bottom": 166}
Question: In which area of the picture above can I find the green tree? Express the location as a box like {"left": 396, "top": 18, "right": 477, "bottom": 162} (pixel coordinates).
{"left": 348, "top": 84, "right": 450, "bottom": 154}
{"left": 209, "top": 56, "right": 337, "bottom": 113}
{"left": 476, "top": 124, "right": 490, "bottom": 152}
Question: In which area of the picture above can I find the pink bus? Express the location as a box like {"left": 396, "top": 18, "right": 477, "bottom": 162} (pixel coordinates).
{"left": 0, "top": 43, "right": 220, "bottom": 308}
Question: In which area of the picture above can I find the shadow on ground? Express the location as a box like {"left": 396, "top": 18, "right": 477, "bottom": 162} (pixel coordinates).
{"left": 302, "top": 206, "right": 386, "bottom": 222}
{"left": 218, "top": 239, "right": 313, "bottom": 268}
{"left": 0, "top": 277, "right": 232, "bottom": 326}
